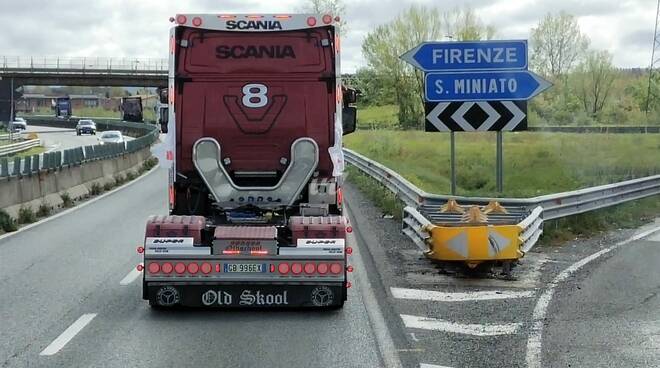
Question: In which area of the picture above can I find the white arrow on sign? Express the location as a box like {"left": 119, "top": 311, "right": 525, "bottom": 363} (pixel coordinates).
{"left": 426, "top": 102, "right": 452, "bottom": 132}
{"left": 501, "top": 101, "right": 526, "bottom": 131}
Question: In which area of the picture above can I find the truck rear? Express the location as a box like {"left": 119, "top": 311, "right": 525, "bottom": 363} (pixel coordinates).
{"left": 142, "top": 13, "right": 357, "bottom": 308}
{"left": 120, "top": 97, "right": 143, "bottom": 122}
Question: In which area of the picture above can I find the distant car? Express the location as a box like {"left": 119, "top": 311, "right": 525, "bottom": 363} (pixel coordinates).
{"left": 76, "top": 120, "right": 97, "bottom": 135}
{"left": 10, "top": 117, "right": 27, "bottom": 131}
{"left": 98, "top": 130, "right": 124, "bottom": 145}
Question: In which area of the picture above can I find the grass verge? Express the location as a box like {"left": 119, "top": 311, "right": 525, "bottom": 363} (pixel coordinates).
{"left": 346, "top": 164, "right": 660, "bottom": 246}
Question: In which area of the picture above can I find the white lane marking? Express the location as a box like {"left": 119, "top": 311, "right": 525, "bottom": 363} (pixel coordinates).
{"left": 420, "top": 364, "right": 455, "bottom": 368}
{"left": 391, "top": 287, "right": 535, "bottom": 302}
{"left": 40, "top": 313, "right": 97, "bottom": 356}
{"left": 0, "top": 165, "right": 158, "bottom": 242}
{"left": 401, "top": 314, "right": 522, "bottom": 337}
{"left": 526, "top": 224, "right": 660, "bottom": 368}
{"left": 119, "top": 267, "right": 142, "bottom": 286}
{"left": 410, "top": 332, "right": 419, "bottom": 342}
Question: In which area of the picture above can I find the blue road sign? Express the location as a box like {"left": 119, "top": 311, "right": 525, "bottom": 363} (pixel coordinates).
{"left": 401, "top": 40, "right": 527, "bottom": 72}
{"left": 424, "top": 70, "right": 551, "bottom": 102}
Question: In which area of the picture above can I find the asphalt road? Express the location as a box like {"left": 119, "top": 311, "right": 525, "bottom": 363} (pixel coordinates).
{"left": 0, "top": 168, "right": 395, "bottom": 368}
{"left": 542, "top": 231, "right": 660, "bottom": 368}
{"left": 26, "top": 125, "right": 99, "bottom": 151}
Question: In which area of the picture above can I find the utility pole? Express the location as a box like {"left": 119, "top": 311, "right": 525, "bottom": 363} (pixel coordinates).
{"left": 645, "top": 0, "right": 660, "bottom": 115}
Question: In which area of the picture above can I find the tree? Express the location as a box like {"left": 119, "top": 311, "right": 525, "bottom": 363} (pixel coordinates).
{"left": 575, "top": 50, "right": 617, "bottom": 116}
{"left": 362, "top": 5, "right": 443, "bottom": 129}
{"left": 444, "top": 7, "right": 496, "bottom": 41}
{"left": 530, "top": 12, "right": 589, "bottom": 79}
{"left": 299, "top": 0, "right": 348, "bottom": 32}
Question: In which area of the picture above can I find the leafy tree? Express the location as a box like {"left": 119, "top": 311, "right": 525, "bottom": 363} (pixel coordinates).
{"left": 574, "top": 50, "right": 617, "bottom": 116}
{"left": 362, "top": 5, "right": 443, "bottom": 129}
{"left": 530, "top": 12, "right": 589, "bottom": 79}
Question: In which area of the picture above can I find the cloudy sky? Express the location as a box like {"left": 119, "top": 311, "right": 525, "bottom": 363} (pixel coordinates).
{"left": 0, "top": 0, "right": 655, "bottom": 72}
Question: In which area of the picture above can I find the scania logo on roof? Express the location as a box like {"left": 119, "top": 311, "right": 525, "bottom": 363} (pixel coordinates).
{"left": 226, "top": 20, "right": 282, "bottom": 30}
{"left": 216, "top": 45, "right": 296, "bottom": 59}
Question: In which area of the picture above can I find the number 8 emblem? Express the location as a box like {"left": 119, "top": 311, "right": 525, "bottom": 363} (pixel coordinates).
{"left": 242, "top": 83, "right": 268, "bottom": 108}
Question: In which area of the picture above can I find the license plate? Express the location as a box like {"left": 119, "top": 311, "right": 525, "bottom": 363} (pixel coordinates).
{"left": 224, "top": 263, "right": 266, "bottom": 273}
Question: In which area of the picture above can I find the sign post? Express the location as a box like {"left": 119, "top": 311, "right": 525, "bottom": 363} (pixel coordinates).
{"left": 401, "top": 40, "right": 550, "bottom": 194}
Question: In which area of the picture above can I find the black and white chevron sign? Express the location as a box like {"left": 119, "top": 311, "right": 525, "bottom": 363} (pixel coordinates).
{"left": 425, "top": 101, "right": 527, "bottom": 132}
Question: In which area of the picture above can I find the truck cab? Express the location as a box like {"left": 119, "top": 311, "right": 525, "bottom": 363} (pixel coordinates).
{"left": 142, "top": 13, "right": 356, "bottom": 309}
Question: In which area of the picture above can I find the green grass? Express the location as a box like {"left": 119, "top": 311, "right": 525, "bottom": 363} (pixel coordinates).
{"left": 357, "top": 104, "right": 399, "bottom": 130}
{"left": 6, "top": 146, "right": 47, "bottom": 159}
{"left": 344, "top": 131, "right": 660, "bottom": 198}
{"left": 344, "top": 130, "right": 660, "bottom": 244}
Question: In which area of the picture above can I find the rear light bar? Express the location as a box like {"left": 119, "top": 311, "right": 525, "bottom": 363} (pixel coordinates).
{"left": 146, "top": 261, "right": 349, "bottom": 277}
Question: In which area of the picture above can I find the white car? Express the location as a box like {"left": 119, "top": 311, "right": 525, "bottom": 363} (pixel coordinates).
{"left": 98, "top": 130, "right": 125, "bottom": 145}
{"left": 10, "top": 117, "right": 27, "bottom": 131}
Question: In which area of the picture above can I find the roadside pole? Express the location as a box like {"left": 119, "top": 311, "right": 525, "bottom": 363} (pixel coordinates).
{"left": 9, "top": 78, "right": 13, "bottom": 142}
{"left": 496, "top": 131, "right": 503, "bottom": 193}
{"left": 450, "top": 132, "right": 456, "bottom": 195}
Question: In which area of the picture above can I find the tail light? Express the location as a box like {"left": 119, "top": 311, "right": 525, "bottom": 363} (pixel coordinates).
{"left": 306, "top": 17, "right": 317, "bottom": 26}
{"left": 192, "top": 17, "right": 202, "bottom": 27}
{"left": 304, "top": 263, "right": 316, "bottom": 275}
{"left": 161, "top": 262, "right": 173, "bottom": 274}
{"left": 346, "top": 226, "right": 353, "bottom": 233}
{"left": 148, "top": 262, "right": 160, "bottom": 274}
{"left": 317, "top": 263, "right": 328, "bottom": 274}
{"left": 346, "top": 247, "right": 353, "bottom": 255}
{"left": 330, "top": 263, "right": 342, "bottom": 274}
{"left": 322, "top": 14, "right": 333, "bottom": 24}
{"left": 247, "top": 15, "right": 263, "bottom": 19}
{"left": 291, "top": 263, "right": 303, "bottom": 275}
{"left": 274, "top": 15, "right": 291, "bottom": 19}
{"left": 347, "top": 265, "right": 354, "bottom": 273}
{"left": 136, "top": 264, "right": 144, "bottom": 272}
{"left": 278, "top": 263, "right": 290, "bottom": 275}
{"left": 222, "top": 250, "right": 241, "bottom": 255}
{"left": 176, "top": 15, "right": 187, "bottom": 25}
{"left": 174, "top": 262, "right": 186, "bottom": 274}
{"left": 136, "top": 246, "right": 144, "bottom": 254}
{"left": 201, "top": 263, "right": 212, "bottom": 274}
{"left": 187, "top": 262, "right": 199, "bottom": 274}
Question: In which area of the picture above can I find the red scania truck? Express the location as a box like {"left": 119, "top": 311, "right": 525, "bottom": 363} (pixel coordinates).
{"left": 141, "top": 13, "right": 357, "bottom": 308}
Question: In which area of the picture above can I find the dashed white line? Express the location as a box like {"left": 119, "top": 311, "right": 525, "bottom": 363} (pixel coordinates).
{"left": 119, "top": 267, "right": 142, "bottom": 286}
{"left": 401, "top": 314, "right": 522, "bottom": 337}
{"left": 526, "top": 224, "right": 660, "bottom": 368}
{"left": 40, "top": 313, "right": 97, "bottom": 356}
{"left": 391, "top": 287, "right": 535, "bottom": 302}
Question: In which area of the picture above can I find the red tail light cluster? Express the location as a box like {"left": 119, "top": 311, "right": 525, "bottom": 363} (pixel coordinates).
{"left": 148, "top": 261, "right": 213, "bottom": 275}
{"left": 277, "top": 262, "right": 343, "bottom": 276}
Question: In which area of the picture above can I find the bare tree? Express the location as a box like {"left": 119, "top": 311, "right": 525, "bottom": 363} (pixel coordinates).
{"left": 531, "top": 11, "right": 590, "bottom": 79}
{"left": 299, "top": 0, "right": 347, "bottom": 32}
{"left": 575, "top": 50, "right": 617, "bottom": 116}
{"left": 444, "top": 7, "right": 496, "bottom": 41}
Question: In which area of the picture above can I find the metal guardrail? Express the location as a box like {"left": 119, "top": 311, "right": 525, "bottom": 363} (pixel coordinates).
{"left": 528, "top": 126, "right": 660, "bottom": 134}
{"left": 344, "top": 148, "right": 660, "bottom": 255}
{"left": 0, "top": 119, "right": 158, "bottom": 178}
{"left": 0, "top": 56, "right": 168, "bottom": 74}
{"left": 0, "top": 139, "right": 40, "bottom": 157}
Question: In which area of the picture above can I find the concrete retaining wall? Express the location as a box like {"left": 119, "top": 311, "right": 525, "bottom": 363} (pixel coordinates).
{"left": 0, "top": 147, "right": 153, "bottom": 218}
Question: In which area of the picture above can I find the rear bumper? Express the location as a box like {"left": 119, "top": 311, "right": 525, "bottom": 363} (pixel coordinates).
{"left": 145, "top": 282, "right": 345, "bottom": 308}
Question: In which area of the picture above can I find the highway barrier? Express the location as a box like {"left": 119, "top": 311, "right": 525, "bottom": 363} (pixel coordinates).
{"left": 0, "top": 118, "right": 159, "bottom": 218}
{"left": 0, "top": 139, "right": 40, "bottom": 157}
{"left": 344, "top": 148, "right": 660, "bottom": 268}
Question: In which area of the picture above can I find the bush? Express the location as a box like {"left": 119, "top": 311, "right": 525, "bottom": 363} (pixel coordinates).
{"left": 36, "top": 201, "right": 52, "bottom": 217}
{"left": 90, "top": 182, "right": 103, "bottom": 196}
{"left": 60, "top": 192, "right": 74, "bottom": 208}
{"left": 103, "top": 181, "right": 115, "bottom": 191}
{"left": 0, "top": 209, "right": 18, "bottom": 232}
{"left": 140, "top": 157, "right": 158, "bottom": 172}
{"left": 125, "top": 171, "right": 137, "bottom": 181}
{"left": 18, "top": 206, "right": 36, "bottom": 224}
{"left": 114, "top": 174, "right": 126, "bottom": 185}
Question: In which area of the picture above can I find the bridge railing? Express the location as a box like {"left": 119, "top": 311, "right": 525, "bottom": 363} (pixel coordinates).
{"left": 0, "top": 56, "right": 168, "bottom": 74}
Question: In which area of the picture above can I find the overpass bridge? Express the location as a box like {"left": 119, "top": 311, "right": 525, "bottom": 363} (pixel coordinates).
{"left": 0, "top": 56, "right": 168, "bottom": 87}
